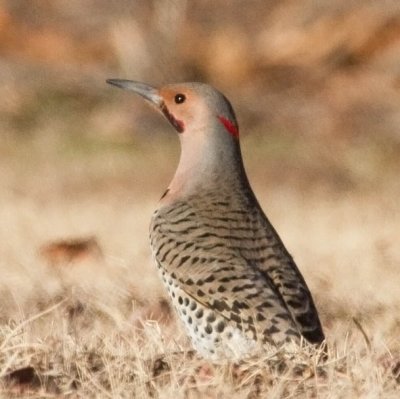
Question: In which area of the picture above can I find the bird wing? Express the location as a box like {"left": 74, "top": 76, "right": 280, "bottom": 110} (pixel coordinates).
{"left": 151, "top": 197, "right": 324, "bottom": 346}
{"left": 253, "top": 208, "right": 325, "bottom": 344}
{"left": 151, "top": 205, "right": 304, "bottom": 346}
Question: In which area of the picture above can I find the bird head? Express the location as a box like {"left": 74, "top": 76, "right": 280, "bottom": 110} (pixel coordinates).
{"left": 106, "top": 79, "right": 239, "bottom": 140}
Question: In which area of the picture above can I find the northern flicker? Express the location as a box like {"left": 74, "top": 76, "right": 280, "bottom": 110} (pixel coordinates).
{"left": 107, "top": 79, "right": 325, "bottom": 360}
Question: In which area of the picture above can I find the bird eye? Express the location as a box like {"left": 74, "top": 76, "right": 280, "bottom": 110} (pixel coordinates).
{"left": 174, "top": 93, "right": 186, "bottom": 104}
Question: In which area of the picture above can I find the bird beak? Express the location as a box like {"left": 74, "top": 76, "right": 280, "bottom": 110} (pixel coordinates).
{"left": 106, "top": 78, "right": 185, "bottom": 133}
{"left": 106, "top": 79, "right": 163, "bottom": 107}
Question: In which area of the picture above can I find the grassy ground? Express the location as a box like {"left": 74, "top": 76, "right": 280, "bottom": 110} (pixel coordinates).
{"left": 0, "top": 132, "right": 399, "bottom": 397}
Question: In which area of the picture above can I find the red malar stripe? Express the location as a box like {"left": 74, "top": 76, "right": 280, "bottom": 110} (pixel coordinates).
{"left": 218, "top": 115, "right": 239, "bottom": 138}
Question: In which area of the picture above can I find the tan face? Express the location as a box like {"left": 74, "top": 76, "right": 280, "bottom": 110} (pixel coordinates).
{"left": 158, "top": 85, "right": 239, "bottom": 140}
{"left": 157, "top": 86, "right": 199, "bottom": 133}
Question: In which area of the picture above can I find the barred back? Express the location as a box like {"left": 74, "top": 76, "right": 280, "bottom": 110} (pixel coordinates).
{"left": 149, "top": 181, "right": 324, "bottom": 358}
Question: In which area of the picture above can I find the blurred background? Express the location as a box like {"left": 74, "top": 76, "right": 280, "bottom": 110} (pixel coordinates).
{"left": 0, "top": 0, "right": 399, "bottom": 334}
{"left": 2, "top": 0, "right": 400, "bottom": 141}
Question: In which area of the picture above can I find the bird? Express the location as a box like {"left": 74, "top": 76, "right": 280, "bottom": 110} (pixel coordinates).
{"left": 107, "top": 79, "right": 325, "bottom": 360}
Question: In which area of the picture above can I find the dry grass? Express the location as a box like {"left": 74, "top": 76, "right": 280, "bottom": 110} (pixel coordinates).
{"left": 1, "top": 1, "right": 400, "bottom": 396}
{"left": 0, "top": 133, "right": 399, "bottom": 397}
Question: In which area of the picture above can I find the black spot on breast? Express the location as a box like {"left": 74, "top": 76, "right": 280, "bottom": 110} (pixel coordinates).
{"left": 216, "top": 321, "right": 225, "bottom": 333}
{"left": 206, "top": 313, "right": 216, "bottom": 323}
{"left": 205, "top": 324, "right": 213, "bottom": 334}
